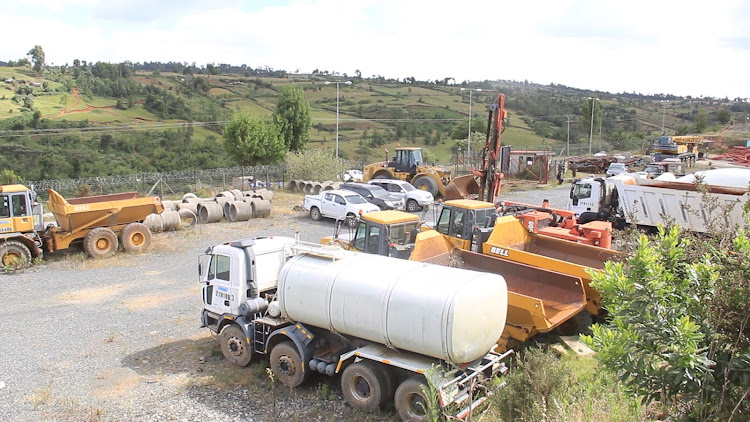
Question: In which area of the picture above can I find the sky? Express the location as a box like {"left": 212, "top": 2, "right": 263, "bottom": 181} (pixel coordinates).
{"left": 3, "top": 0, "right": 749, "bottom": 99}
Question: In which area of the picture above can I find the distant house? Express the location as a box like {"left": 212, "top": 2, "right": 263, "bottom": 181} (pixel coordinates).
{"left": 30, "top": 81, "right": 41, "bottom": 87}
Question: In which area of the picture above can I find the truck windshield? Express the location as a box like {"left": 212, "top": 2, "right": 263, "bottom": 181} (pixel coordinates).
{"left": 369, "top": 188, "right": 389, "bottom": 198}
{"left": 473, "top": 208, "right": 496, "bottom": 228}
{"left": 572, "top": 183, "right": 593, "bottom": 201}
{"left": 345, "top": 195, "right": 367, "bottom": 204}
{"left": 389, "top": 222, "right": 418, "bottom": 245}
{"left": 400, "top": 183, "right": 415, "bottom": 192}
{"left": 412, "top": 149, "right": 423, "bottom": 165}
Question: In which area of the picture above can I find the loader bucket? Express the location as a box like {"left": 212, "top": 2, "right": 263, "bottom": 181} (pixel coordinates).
{"left": 444, "top": 174, "right": 481, "bottom": 200}
{"left": 410, "top": 231, "right": 587, "bottom": 343}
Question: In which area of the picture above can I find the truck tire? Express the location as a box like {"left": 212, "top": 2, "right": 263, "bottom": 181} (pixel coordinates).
{"left": 220, "top": 324, "right": 253, "bottom": 366}
{"left": 309, "top": 207, "right": 322, "bottom": 221}
{"left": 341, "top": 361, "right": 388, "bottom": 411}
{"left": 395, "top": 377, "right": 429, "bottom": 422}
{"left": 270, "top": 341, "right": 309, "bottom": 388}
{"left": 412, "top": 177, "right": 438, "bottom": 198}
{"left": 120, "top": 223, "right": 152, "bottom": 253}
{"left": 406, "top": 199, "right": 420, "bottom": 212}
{"left": 83, "top": 228, "right": 118, "bottom": 259}
{"left": 0, "top": 240, "right": 32, "bottom": 272}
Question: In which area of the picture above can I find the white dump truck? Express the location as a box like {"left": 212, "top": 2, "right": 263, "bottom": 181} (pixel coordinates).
{"left": 200, "top": 236, "right": 511, "bottom": 421}
{"left": 569, "top": 170, "right": 749, "bottom": 232}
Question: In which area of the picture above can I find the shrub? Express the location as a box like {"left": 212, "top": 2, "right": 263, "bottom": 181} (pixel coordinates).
{"left": 285, "top": 148, "right": 347, "bottom": 182}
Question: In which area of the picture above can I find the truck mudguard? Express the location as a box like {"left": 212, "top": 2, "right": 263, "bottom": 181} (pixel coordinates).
{"left": 266, "top": 323, "right": 316, "bottom": 364}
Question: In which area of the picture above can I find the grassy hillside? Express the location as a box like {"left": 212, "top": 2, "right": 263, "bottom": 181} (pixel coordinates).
{"left": 1, "top": 62, "right": 748, "bottom": 181}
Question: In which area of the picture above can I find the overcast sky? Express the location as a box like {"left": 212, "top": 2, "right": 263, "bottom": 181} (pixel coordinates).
{"left": 3, "top": 0, "right": 749, "bottom": 99}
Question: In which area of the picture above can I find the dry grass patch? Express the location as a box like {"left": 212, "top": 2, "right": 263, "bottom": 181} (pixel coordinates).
{"left": 120, "top": 290, "right": 190, "bottom": 311}
{"left": 93, "top": 367, "right": 142, "bottom": 400}
{"left": 57, "top": 284, "right": 128, "bottom": 304}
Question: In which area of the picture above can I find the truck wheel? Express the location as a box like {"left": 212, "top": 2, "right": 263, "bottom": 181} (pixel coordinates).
{"left": 412, "top": 177, "right": 438, "bottom": 198}
{"left": 220, "top": 324, "right": 253, "bottom": 366}
{"left": 406, "top": 199, "right": 420, "bottom": 212}
{"left": 270, "top": 341, "right": 309, "bottom": 388}
{"left": 395, "top": 377, "right": 430, "bottom": 422}
{"left": 120, "top": 223, "right": 152, "bottom": 253}
{"left": 310, "top": 207, "right": 322, "bottom": 221}
{"left": 83, "top": 228, "right": 118, "bottom": 259}
{"left": 0, "top": 241, "right": 32, "bottom": 272}
{"left": 341, "top": 361, "right": 388, "bottom": 411}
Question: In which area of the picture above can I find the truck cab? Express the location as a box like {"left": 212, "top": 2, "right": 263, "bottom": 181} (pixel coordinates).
{"left": 349, "top": 210, "right": 421, "bottom": 258}
{"left": 436, "top": 200, "right": 497, "bottom": 252}
{"left": 0, "top": 184, "right": 46, "bottom": 268}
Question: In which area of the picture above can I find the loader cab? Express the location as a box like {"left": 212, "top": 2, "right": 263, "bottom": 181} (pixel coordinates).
{"left": 437, "top": 200, "right": 497, "bottom": 251}
{"left": 351, "top": 211, "right": 421, "bottom": 259}
{"left": 389, "top": 148, "right": 423, "bottom": 176}
{"left": 0, "top": 184, "right": 43, "bottom": 235}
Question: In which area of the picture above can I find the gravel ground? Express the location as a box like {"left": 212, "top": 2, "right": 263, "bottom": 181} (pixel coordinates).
{"left": 0, "top": 187, "right": 571, "bottom": 422}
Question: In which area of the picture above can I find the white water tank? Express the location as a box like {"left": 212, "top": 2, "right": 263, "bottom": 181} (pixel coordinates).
{"left": 277, "top": 253, "right": 508, "bottom": 364}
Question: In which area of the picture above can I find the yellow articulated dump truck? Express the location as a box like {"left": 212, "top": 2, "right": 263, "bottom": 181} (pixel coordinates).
{"left": 325, "top": 210, "right": 588, "bottom": 350}
{"left": 0, "top": 184, "right": 163, "bottom": 271}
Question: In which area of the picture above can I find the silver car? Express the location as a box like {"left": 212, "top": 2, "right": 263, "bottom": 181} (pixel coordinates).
{"left": 368, "top": 179, "right": 434, "bottom": 212}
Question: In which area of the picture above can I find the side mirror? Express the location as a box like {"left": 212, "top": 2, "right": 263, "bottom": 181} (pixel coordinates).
{"left": 367, "top": 194, "right": 373, "bottom": 199}
{"left": 198, "top": 254, "right": 211, "bottom": 282}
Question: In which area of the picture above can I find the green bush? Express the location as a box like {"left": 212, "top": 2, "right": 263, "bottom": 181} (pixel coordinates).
{"left": 285, "top": 148, "right": 347, "bottom": 182}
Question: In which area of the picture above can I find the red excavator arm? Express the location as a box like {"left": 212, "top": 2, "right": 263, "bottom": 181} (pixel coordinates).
{"left": 472, "top": 93, "right": 507, "bottom": 203}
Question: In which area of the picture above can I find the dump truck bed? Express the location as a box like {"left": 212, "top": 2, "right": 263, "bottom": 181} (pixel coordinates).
{"left": 410, "top": 231, "right": 586, "bottom": 346}
{"left": 483, "top": 216, "right": 621, "bottom": 313}
{"left": 47, "top": 189, "right": 163, "bottom": 234}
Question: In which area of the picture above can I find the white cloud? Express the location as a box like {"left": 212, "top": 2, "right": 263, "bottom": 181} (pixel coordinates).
{"left": 2, "top": 0, "right": 748, "bottom": 98}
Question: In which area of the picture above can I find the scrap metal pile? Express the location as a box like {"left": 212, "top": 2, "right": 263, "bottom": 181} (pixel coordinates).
{"left": 712, "top": 146, "right": 750, "bottom": 166}
{"left": 567, "top": 156, "right": 617, "bottom": 173}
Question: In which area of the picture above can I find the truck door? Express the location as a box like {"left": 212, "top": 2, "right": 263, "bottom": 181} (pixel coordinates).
{"left": 436, "top": 206, "right": 470, "bottom": 250}
{"left": 322, "top": 193, "right": 345, "bottom": 217}
{"left": 0, "top": 193, "right": 33, "bottom": 234}
{"left": 202, "top": 253, "right": 236, "bottom": 316}
{"left": 569, "top": 182, "right": 597, "bottom": 214}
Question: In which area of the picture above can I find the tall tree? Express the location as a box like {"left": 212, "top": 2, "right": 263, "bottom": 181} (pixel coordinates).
{"left": 223, "top": 113, "right": 285, "bottom": 166}
{"left": 273, "top": 84, "right": 312, "bottom": 152}
{"left": 27, "top": 45, "right": 45, "bottom": 73}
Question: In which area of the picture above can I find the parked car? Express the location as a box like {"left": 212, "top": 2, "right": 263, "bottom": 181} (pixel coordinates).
{"left": 368, "top": 179, "right": 434, "bottom": 212}
{"left": 340, "top": 182, "right": 405, "bottom": 210}
{"left": 606, "top": 163, "right": 627, "bottom": 177}
{"left": 303, "top": 189, "right": 380, "bottom": 227}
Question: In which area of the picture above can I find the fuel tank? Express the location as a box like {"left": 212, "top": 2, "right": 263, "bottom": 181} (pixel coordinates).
{"left": 277, "top": 252, "right": 507, "bottom": 364}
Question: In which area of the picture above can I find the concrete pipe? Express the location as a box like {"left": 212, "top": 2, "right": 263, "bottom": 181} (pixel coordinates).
{"left": 230, "top": 189, "right": 244, "bottom": 201}
{"left": 255, "top": 188, "right": 273, "bottom": 202}
{"left": 228, "top": 201, "right": 253, "bottom": 222}
{"left": 182, "top": 197, "right": 202, "bottom": 204}
{"left": 198, "top": 202, "right": 224, "bottom": 224}
{"left": 161, "top": 200, "right": 176, "bottom": 211}
{"left": 144, "top": 213, "right": 163, "bottom": 233}
{"left": 320, "top": 182, "right": 334, "bottom": 192}
{"left": 182, "top": 193, "right": 198, "bottom": 201}
{"left": 252, "top": 199, "right": 272, "bottom": 218}
{"left": 177, "top": 209, "right": 197, "bottom": 230}
{"left": 303, "top": 181, "right": 315, "bottom": 194}
{"left": 216, "top": 191, "right": 234, "bottom": 199}
{"left": 331, "top": 182, "right": 342, "bottom": 190}
{"left": 178, "top": 202, "right": 199, "bottom": 216}
{"left": 288, "top": 180, "right": 299, "bottom": 192}
{"left": 161, "top": 210, "right": 181, "bottom": 231}
{"left": 215, "top": 196, "right": 232, "bottom": 210}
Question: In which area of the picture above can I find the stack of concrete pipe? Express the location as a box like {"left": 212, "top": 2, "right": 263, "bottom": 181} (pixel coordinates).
{"left": 288, "top": 180, "right": 341, "bottom": 194}
{"left": 144, "top": 189, "right": 273, "bottom": 230}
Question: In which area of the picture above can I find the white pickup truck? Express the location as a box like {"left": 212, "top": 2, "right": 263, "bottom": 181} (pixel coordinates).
{"left": 304, "top": 189, "right": 379, "bottom": 226}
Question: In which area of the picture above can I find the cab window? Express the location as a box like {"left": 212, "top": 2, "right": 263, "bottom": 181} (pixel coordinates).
{"left": 367, "top": 226, "right": 381, "bottom": 253}
{"left": 572, "top": 183, "right": 592, "bottom": 201}
{"left": 352, "top": 222, "right": 367, "bottom": 251}
{"left": 437, "top": 208, "right": 451, "bottom": 235}
{"left": 208, "top": 254, "right": 231, "bottom": 281}
{"left": 334, "top": 195, "right": 346, "bottom": 205}
{"left": 390, "top": 222, "right": 416, "bottom": 245}
{"left": 449, "top": 210, "right": 466, "bottom": 238}
{"left": 0, "top": 195, "right": 9, "bottom": 218}
{"left": 11, "top": 194, "right": 28, "bottom": 217}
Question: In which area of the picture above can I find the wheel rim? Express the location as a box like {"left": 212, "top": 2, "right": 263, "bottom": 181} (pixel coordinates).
{"left": 227, "top": 336, "right": 245, "bottom": 357}
{"left": 95, "top": 238, "right": 111, "bottom": 251}
{"left": 278, "top": 356, "right": 295, "bottom": 375}
{"left": 130, "top": 232, "right": 145, "bottom": 246}
{"left": 407, "top": 201, "right": 418, "bottom": 211}
{"left": 406, "top": 392, "right": 426, "bottom": 417}
{"left": 351, "top": 375, "right": 372, "bottom": 400}
{"left": 2, "top": 251, "right": 22, "bottom": 266}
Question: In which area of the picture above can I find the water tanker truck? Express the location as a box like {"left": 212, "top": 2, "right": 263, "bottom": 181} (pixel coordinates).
{"left": 200, "top": 236, "right": 512, "bottom": 421}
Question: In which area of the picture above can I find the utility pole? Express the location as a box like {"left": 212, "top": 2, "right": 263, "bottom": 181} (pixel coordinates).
{"left": 566, "top": 116, "right": 571, "bottom": 156}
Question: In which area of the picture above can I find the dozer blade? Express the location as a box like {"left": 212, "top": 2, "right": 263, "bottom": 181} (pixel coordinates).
{"left": 444, "top": 174, "right": 481, "bottom": 200}
{"left": 410, "top": 231, "right": 587, "bottom": 343}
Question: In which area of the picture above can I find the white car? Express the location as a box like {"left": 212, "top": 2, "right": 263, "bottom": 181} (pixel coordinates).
{"left": 606, "top": 163, "right": 627, "bottom": 177}
{"left": 368, "top": 179, "right": 434, "bottom": 212}
{"left": 303, "top": 189, "right": 379, "bottom": 227}
{"left": 342, "top": 169, "right": 364, "bottom": 182}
